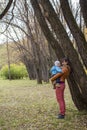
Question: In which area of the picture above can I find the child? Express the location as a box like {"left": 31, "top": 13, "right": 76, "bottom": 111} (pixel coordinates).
{"left": 50, "top": 60, "right": 62, "bottom": 89}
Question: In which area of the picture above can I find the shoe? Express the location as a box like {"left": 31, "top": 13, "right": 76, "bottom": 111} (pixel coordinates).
{"left": 57, "top": 114, "right": 65, "bottom": 119}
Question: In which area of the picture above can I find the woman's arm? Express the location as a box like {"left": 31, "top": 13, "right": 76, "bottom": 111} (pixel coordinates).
{"left": 50, "top": 66, "right": 69, "bottom": 81}
{"left": 50, "top": 72, "right": 63, "bottom": 81}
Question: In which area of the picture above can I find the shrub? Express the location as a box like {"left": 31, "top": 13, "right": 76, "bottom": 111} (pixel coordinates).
{"left": 0, "top": 63, "right": 28, "bottom": 79}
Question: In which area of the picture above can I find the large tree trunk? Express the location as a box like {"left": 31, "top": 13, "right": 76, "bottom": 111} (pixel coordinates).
{"left": 30, "top": 0, "right": 87, "bottom": 110}
{"left": 40, "top": 51, "right": 49, "bottom": 82}
{"left": 22, "top": 56, "right": 36, "bottom": 80}
{"left": 68, "top": 72, "right": 87, "bottom": 110}
{"left": 59, "top": 0, "right": 87, "bottom": 68}
{"left": 34, "top": 42, "right": 43, "bottom": 84}
{"left": 80, "top": 0, "right": 87, "bottom": 27}
{"left": 30, "top": 1, "right": 64, "bottom": 60}
{"left": 39, "top": 0, "right": 87, "bottom": 96}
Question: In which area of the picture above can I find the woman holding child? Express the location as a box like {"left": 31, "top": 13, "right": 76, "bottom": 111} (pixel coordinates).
{"left": 50, "top": 58, "right": 70, "bottom": 119}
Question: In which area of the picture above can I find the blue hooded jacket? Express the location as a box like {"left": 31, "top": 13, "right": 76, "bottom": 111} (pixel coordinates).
{"left": 50, "top": 66, "right": 62, "bottom": 75}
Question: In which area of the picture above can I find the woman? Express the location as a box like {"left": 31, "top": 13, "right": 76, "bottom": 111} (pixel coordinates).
{"left": 50, "top": 58, "right": 70, "bottom": 119}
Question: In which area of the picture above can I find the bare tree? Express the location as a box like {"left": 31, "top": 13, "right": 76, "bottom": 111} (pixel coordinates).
{"left": 2, "top": 0, "right": 54, "bottom": 83}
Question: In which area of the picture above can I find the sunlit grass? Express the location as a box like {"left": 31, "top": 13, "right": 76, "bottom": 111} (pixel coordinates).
{"left": 0, "top": 79, "right": 87, "bottom": 130}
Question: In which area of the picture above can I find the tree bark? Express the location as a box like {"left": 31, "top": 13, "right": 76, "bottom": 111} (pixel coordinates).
{"left": 22, "top": 56, "right": 36, "bottom": 80}
{"left": 68, "top": 73, "right": 87, "bottom": 110}
{"left": 80, "top": 0, "right": 87, "bottom": 27}
{"left": 34, "top": 42, "right": 43, "bottom": 84}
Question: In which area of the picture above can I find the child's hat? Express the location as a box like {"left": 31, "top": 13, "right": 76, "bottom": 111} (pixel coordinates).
{"left": 54, "top": 60, "right": 60, "bottom": 66}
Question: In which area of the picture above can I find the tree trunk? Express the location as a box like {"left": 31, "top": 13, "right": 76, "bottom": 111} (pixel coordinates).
{"left": 24, "top": 6, "right": 43, "bottom": 84}
{"left": 59, "top": 0, "right": 87, "bottom": 68}
{"left": 34, "top": 42, "right": 43, "bottom": 84}
{"left": 0, "top": 0, "right": 13, "bottom": 19}
{"left": 80, "top": 0, "right": 87, "bottom": 27}
{"left": 22, "top": 56, "right": 36, "bottom": 80}
{"left": 30, "top": 0, "right": 87, "bottom": 110}
{"left": 30, "top": 0, "right": 64, "bottom": 60}
{"left": 68, "top": 72, "right": 87, "bottom": 110}
{"left": 39, "top": 0, "right": 87, "bottom": 98}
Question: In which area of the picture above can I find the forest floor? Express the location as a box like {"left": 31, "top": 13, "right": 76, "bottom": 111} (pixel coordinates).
{"left": 0, "top": 79, "right": 87, "bottom": 130}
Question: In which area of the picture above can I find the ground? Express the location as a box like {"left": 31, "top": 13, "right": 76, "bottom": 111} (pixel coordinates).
{"left": 0, "top": 79, "right": 87, "bottom": 130}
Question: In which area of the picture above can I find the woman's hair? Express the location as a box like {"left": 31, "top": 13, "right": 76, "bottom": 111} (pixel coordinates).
{"left": 61, "top": 57, "right": 72, "bottom": 73}
{"left": 61, "top": 57, "right": 69, "bottom": 65}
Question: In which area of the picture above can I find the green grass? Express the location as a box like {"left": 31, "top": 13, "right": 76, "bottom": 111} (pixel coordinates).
{"left": 0, "top": 79, "right": 87, "bottom": 130}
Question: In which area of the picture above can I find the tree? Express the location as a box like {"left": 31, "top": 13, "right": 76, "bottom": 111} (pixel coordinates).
{"left": 2, "top": 0, "right": 54, "bottom": 83}
{"left": 30, "top": 0, "right": 87, "bottom": 111}
{"left": 80, "top": 0, "right": 87, "bottom": 27}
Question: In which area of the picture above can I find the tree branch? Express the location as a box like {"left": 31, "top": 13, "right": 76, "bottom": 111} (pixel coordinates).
{"left": 0, "top": 0, "right": 13, "bottom": 19}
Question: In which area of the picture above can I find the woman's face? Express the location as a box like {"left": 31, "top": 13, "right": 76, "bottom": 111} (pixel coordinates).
{"left": 62, "top": 60, "right": 68, "bottom": 65}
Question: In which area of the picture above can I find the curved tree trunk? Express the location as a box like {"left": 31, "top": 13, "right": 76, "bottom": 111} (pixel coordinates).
{"left": 30, "top": 0, "right": 87, "bottom": 110}
{"left": 39, "top": 0, "right": 87, "bottom": 97}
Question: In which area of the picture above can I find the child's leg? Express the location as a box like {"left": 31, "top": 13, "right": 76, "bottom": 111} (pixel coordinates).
{"left": 55, "top": 78, "right": 60, "bottom": 87}
{"left": 56, "top": 78, "right": 60, "bottom": 83}
{"left": 52, "top": 80, "right": 56, "bottom": 89}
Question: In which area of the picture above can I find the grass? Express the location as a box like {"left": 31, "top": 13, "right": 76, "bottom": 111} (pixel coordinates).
{"left": 0, "top": 79, "right": 87, "bottom": 130}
